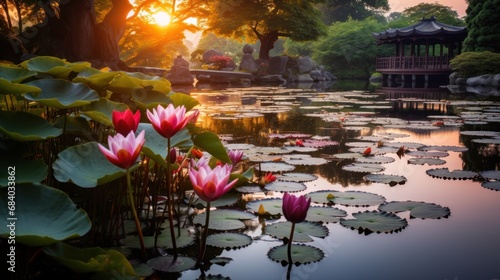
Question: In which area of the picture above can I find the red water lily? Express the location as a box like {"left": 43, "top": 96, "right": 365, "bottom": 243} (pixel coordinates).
{"left": 112, "top": 109, "right": 141, "bottom": 136}
{"left": 260, "top": 172, "right": 276, "bottom": 186}
{"left": 362, "top": 147, "right": 372, "bottom": 156}
{"left": 189, "top": 157, "right": 238, "bottom": 202}
{"left": 282, "top": 192, "right": 311, "bottom": 223}
{"left": 147, "top": 104, "right": 196, "bottom": 138}
{"left": 98, "top": 130, "right": 145, "bottom": 169}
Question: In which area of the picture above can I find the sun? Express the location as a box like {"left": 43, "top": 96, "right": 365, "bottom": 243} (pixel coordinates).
{"left": 152, "top": 11, "right": 171, "bottom": 27}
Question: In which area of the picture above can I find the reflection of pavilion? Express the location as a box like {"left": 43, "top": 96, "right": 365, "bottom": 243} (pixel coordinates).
{"left": 373, "top": 16, "right": 467, "bottom": 89}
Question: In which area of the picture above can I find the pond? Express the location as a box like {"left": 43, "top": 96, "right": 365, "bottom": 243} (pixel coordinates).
{"left": 174, "top": 82, "right": 500, "bottom": 280}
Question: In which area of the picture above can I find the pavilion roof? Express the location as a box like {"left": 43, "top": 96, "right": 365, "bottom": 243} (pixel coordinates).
{"left": 373, "top": 16, "right": 467, "bottom": 43}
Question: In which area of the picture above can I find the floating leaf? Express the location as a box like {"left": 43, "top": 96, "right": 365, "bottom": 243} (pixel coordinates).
{"left": 0, "top": 158, "right": 47, "bottom": 187}
{"left": 268, "top": 244, "right": 324, "bottom": 265}
{"left": 480, "top": 170, "right": 500, "bottom": 180}
{"left": 460, "top": 131, "right": 500, "bottom": 137}
{"left": 0, "top": 110, "right": 62, "bottom": 141}
{"left": 340, "top": 210, "right": 407, "bottom": 234}
{"left": 81, "top": 98, "right": 129, "bottom": 127}
{"left": 418, "top": 145, "right": 468, "bottom": 152}
{"left": 53, "top": 115, "right": 90, "bottom": 132}
{"left": 482, "top": 181, "right": 500, "bottom": 191}
{"left": 0, "top": 183, "right": 91, "bottom": 246}
{"left": 265, "top": 221, "right": 328, "bottom": 242}
{"left": 193, "top": 209, "right": 256, "bottom": 231}
{"left": 24, "top": 79, "right": 99, "bottom": 109}
{"left": 246, "top": 198, "right": 283, "bottom": 215}
{"left": 234, "top": 184, "right": 264, "bottom": 194}
{"left": 190, "top": 191, "right": 240, "bottom": 208}
{"left": 148, "top": 255, "right": 196, "bottom": 273}
{"left": 330, "top": 153, "right": 363, "bottom": 160}
{"left": 0, "top": 78, "right": 41, "bottom": 95}
{"left": 305, "top": 206, "right": 347, "bottom": 223}
{"left": 206, "top": 233, "right": 252, "bottom": 249}
{"left": 355, "top": 156, "right": 395, "bottom": 164}
{"left": 471, "top": 138, "right": 500, "bottom": 144}
{"left": 406, "top": 151, "right": 449, "bottom": 158}
{"left": 256, "top": 162, "right": 295, "bottom": 173}
{"left": 276, "top": 172, "right": 318, "bottom": 183}
{"left": 282, "top": 154, "right": 328, "bottom": 166}
{"left": 341, "top": 163, "right": 385, "bottom": 173}
{"left": 120, "top": 225, "right": 195, "bottom": 249}
{"left": 264, "top": 181, "right": 307, "bottom": 193}
{"left": 0, "top": 64, "right": 37, "bottom": 83}
{"left": 363, "top": 174, "right": 407, "bottom": 186}
{"left": 426, "top": 168, "right": 479, "bottom": 180}
{"left": 378, "top": 201, "right": 450, "bottom": 219}
{"left": 408, "top": 158, "right": 446, "bottom": 166}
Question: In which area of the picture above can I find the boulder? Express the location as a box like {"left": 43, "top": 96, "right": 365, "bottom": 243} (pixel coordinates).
{"left": 309, "top": 70, "right": 325, "bottom": 81}
{"left": 243, "top": 44, "right": 254, "bottom": 54}
{"left": 267, "top": 56, "right": 288, "bottom": 75}
{"left": 296, "top": 73, "right": 314, "bottom": 83}
{"left": 297, "top": 56, "right": 318, "bottom": 74}
{"left": 449, "top": 72, "right": 459, "bottom": 85}
{"left": 239, "top": 53, "right": 259, "bottom": 73}
{"left": 165, "top": 65, "right": 194, "bottom": 85}
{"left": 173, "top": 55, "right": 189, "bottom": 68}
{"left": 467, "top": 74, "right": 493, "bottom": 87}
{"left": 492, "top": 74, "right": 500, "bottom": 87}
{"left": 202, "top": 49, "right": 224, "bottom": 64}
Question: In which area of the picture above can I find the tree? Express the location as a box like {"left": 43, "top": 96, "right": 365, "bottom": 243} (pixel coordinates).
{"left": 318, "top": 0, "right": 389, "bottom": 25}
{"left": 464, "top": 0, "right": 500, "bottom": 52}
{"left": 204, "top": 0, "right": 327, "bottom": 60}
{"left": 400, "top": 3, "right": 464, "bottom": 26}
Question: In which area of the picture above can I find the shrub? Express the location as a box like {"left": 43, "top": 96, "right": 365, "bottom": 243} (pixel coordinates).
{"left": 450, "top": 51, "right": 500, "bottom": 78}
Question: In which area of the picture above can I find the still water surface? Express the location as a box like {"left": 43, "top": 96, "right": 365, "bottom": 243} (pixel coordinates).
{"left": 178, "top": 83, "right": 500, "bottom": 280}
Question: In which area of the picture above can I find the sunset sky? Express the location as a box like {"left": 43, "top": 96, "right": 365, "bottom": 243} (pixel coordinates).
{"left": 388, "top": 0, "right": 468, "bottom": 17}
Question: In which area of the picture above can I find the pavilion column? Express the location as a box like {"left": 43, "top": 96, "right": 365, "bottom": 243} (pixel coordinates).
{"left": 425, "top": 41, "right": 429, "bottom": 69}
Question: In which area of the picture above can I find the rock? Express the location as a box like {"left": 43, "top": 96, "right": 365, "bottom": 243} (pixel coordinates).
{"left": 492, "top": 74, "right": 500, "bottom": 87}
{"left": 202, "top": 49, "right": 224, "bottom": 64}
{"left": 322, "top": 70, "right": 337, "bottom": 81}
{"left": 267, "top": 56, "right": 289, "bottom": 75}
{"left": 243, "top": 44, "right": 254, "bottom": 54}
{"left": 239, "top": 53, "right": 259, "bottom": 73}
{"left": 173, "top": 55, "right": 189, "bottom": 68}
{"left": 309, "top": 70, "right": 325, "bottom": 81}
{"left": 449, "top": 72, "right": 459, "bottom": 85}
{"left": 296, "top": 73, "right": 314, "bottom": 83}
{"left": 165, "top": 65, "right": 194, "bottom": 85}
{"left": 256, "top": 74, "right": 287, "bottom": 84}
{"left": 467, "top": 74, "right": 493, "bottom": 87}
{"left": 297, "top": 56, "right": 318, "bottom": 74}
{"left": 455, "top": 77, "right": 467, "bottom": 86}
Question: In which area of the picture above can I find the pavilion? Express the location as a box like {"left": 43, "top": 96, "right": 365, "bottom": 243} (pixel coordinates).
{"left": 373, "top": 16, "right": 467, "bottom": 89}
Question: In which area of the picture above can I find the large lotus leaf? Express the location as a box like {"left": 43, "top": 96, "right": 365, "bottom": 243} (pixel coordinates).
{"left": 264, "top": 181, "right": 307, "bottom": 193}
{"left": 73, "top": 70, "right": 120, "bottom": 91}
{"left": 206, "top": 232, "right": 252, "bottom": 249}
{"left": 0, "top": 78, "right": 42, "bottom": 95}
{"left": 341, "top": 163, "right": 385, "bottom": 173}
{"left": 52, "top": 141, "right": 138, "bottom": 188}
{"left": 480, "top": 170, "right": 500, "bottom": 180}
{"left": 363, "top": 174, "right": 407, "bottom": 186}
{"left": 408, "top": 158, "right": 446, "bottom": 166}
{"left": 53, "top": 115, "right": 91, "bottom": 132}
{"left": 246, "top": 198, "right": 283, "bottom": 215}
{"left": 340, "top": 210, "right": 407, "bottom": 234}
{"left": 124, "top": 71, "right": 171, "bottom": 92}
{"left": 43, "top": 242, "right": 137, "bottom": 278}
{"left": 193, "top": 209, "right": 256, "bottom": 231}
{"left": 306, "top": 206, "right": 347, "bottom": 223}
{"left": 426, "top": 168, "right": 478, "bottom": 180}
{"left": 378, "top": 201, "right": 450, "bottom": 219}
{"left": 138, "top": 123, "right": 192, "bottom": 168}
{"left": 25, "top": 56, "right": 90, "bottom": 79}
{"left": 24, "top": 79, "right": 99, "bottom": 109}
{"left": 0, "top": 183, "right": 91, "bottom": 246}
{"left": 0, "top": 64, "right": 37, "bottom": 82}
{"left": 131, "top": 89, "right": 172, "bottom": 110}
{"left": 120, "top": 226, "right": 195, "bottom": 249}
{"left": 81, "top": 98, "right": 129, "bottom": 127}
{"left": 482, "top": 181, "right": 500, "bottom": 191}
{"left": 193, "top": 131, "right": 231, "bottom": 164}
{"left": 108, "top": 71, "right": 170, "bottom": 95}
{"left": 0, "top": 110, "right": 62, "bottom": 141}
{"left": 276, "top": 172, "right": 318, "bottom": 183}
{"left": 148, "top": 255, "right": 196, "bottom": 273}
{"left": 168, "top": 92, "right": 200, "bottom": 111}
{"left": 0, "top": 158, "right": 47, "bottom": 187}
{"left": 268, "top": 244, "right": 324, "bottom": 265}
{"left": 265, "top": 221, "right": 328, "bottom": 242}
{"left": 256, "top": 162, "right": 295, "bottom": 173}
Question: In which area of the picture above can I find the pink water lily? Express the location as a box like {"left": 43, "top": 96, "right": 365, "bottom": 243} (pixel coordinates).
{"left": 147, "top": 104, "right": 196, "bottom": 138}
{"left": 112, "top": 109, "right": 140, "bottom": 136}
{"left": 189, "top": 157, "right": 238, "bottom": 202}
{"left": 228, "top": 149, "right": 244, "bottom": 166}
{"left": 98, "top": 130, "right": 145, "bottom": 169}
{"left": 282, "top": 192, "right": 311, "bottom": 223}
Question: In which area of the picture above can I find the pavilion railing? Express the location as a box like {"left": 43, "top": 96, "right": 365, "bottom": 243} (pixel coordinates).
{"left": 376, "top": 56, "right": 451, "bottom": 71}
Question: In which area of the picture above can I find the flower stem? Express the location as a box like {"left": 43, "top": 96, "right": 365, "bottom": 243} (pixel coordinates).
{"left": 166, "top": 137, "right": 178, "bottom": 257}
{"left": 287, "top": 222, "right": 295, "bottom": 265}
{"left": 197, "top": 201, "right": 210, "bottom": 266}
{"left": 126, "top": 169, "right": 146, "bottom": 259}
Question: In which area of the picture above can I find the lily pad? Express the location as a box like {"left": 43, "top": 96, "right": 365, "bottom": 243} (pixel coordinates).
{"left": 120, "top": 225, "right": 195, "bottom": 249}
{"left": 471, "top": 138, "right": 500, "bottom": 144}
{"left": 234, "top": 184, "right": 265, "bottom": 194}
{"left": 305, "top": 206, "right": 347, "bottom": 223}
{"left": 282, "top": 154, "right": 328, "bottom": 166}
{"left": 264, "top": 181, "right": 307, "bottom": 193}
{"left": 276, "top": 172, "right": 318, "bottom": 183}
{"left": 408, "top": 158, "right": 446, "bottom": 166}
{"left": 193, "top": 209, "right": 256, "bottom": 231}
{"left": 190, "top": 191, "right": 240, "bottom": 208}
{"left": 256, "top": 162, "right": 295, "bottom": 173}
{"left": 246, "top": 198, "right": 283, "bottom": 215}
{"left": 482, "top": 181, "right": 500, "bottom": 191}
{"left": 460, "top": 131, "right": 500, "bottom": 137}
{"left": 0, "top": 158, "right": 47, "bottom": 187}
{"left": 341, "top": 163, "right": 385, "bottom": 173}
{"left": 53, "top": 115, "right": 91, "bottom": 132}
{"left": 0, "top": 64, "right": 37, "bottom": 83}
{"left": 378, "top": 201, "right": 450, "bottom": 219}
{"left": 148, "top": 255, "right": 196, "bottom": 273}
{"left": 418, "top": 145, "right": 469, "bottom": 152}
{"left": 81, "top": 98, "right": 129, "bottom": 127}
{"left": 340, "top": 210, "right": 407, "bottom": 234}
{"left": 480, "top": 170, "right": 500, "bottom": 180}
{"left": 0, "top": 183, "right": 91, "bottom": 246}
{"left": 406, "top": 151, "right": 449, "bottom": 158}
{"left": 355, "top": 156, "right": 395, "bottom": 164}
{"left": 206, "top": 232, "right": 252, "bottom": 249}
{"left": 363, "top": 174, "right": 407, "bottom": 186}
{"left": 268, "top": 244, "right": 324, "bottom": 265}
{"left": 330, "top": 153, "right": 363, "bottom": 160}
{"left": 24, "top": 79, "right": 99, "bottom": 109}
{"left": 0, "top": 78, "right": 41, "bottom": 95}
{"left": 307, "top": 190, "right": 386, "bottom": 206}
{"left": 0, "top": 110, "right": 62, "bottom": 141}
{"left": 265, "top": 221, "right": 328, "bottom": 242}
{"left": 426, "top": 168, "right": 479, "bottom": 180}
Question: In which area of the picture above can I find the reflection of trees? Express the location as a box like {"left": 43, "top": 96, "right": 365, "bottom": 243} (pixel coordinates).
{"left": 460, "top": 136, "right": 500, "bottom": 171}
{"left": 316, "top": 160, "right": 369, "bottom": 187}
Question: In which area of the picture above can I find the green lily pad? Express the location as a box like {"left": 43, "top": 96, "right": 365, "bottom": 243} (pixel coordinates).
{"left": 234, "top": 184, "right": 265, "bottom": 194}
{"left": 264, "top": 181, "right": 307, "bottom": 193}
{"left": 25, "top": 56, "right": 90, "bottom": 78}
{"left": 53, "top": 141, "right": 137, "bottom": 188}
{"left": 148, "top": 255, "right": 196, "bottom": 273}
{"left": 0, "top": 110, "right": 63, "bottom": 141}
{"left": 256, "top": 162, "right": 295, "bottom": 173}
{"left": 0, "top": 183, "right": 91, "bottom": 246}
{"left": 268, "top": 244, "right": 324, "bottom": 265}
{"left": 120, "top": 225, "right": 195, "bottom": 249}
{"left": 193, "top": 131, "right": 231, "bottom": 164}
{"left": 0, "top": 158, "right": 47, "bottom": 187}
{"left": 282, "top": 154, "right": 328, "bottom": 166}
{"left": 363, "top": 174, "right": 407, "bottom": 186}
{"left": 24, "top": 79, "right": 99, "bottom": 109}
{"left": 53, "top": 115, "right": 91, "bottom": 132}
{"left": 341, "top": 163, "right": 385, "bottom": 173}
{"left": 81, "top": 98, "right": 129, "bottom": 127}
{"left": 0, "top": 64, "right": 37, "bottom": 83}
{"left": 43, "top": 242, "right": 137, "bottom": 278}
{"left": 206, "top": 232, "right": 252, "bottom": 249}
{"left": 73, "top": 69, "right": 120, "bottom": 91}
{"left": 276, "top": 172, "right": 318, "bottom": 183}
{"left": 193, "top": 209, "right": 256, "bottom": 231}
{"left": 265, "top": 221, "right": 328, "bottom": 242}
{"left": 378, "top": 201, "right": 450, "bottom": 219}
{"left": 408, "top": 158, "right": 446, "bottom": 166}
{"left": 426, "top": 168, "right": 479, "bottom": 180}
{"left": 305, "top": 206, "right": 347, "bottom": 223}
{"left": 246, "top": 198, "right": 283, "bottom": 215}
{"left": 0, "top": 78, "right": 41, "bottom": 95}
{"left": 307, "top": 190, "right": 386, "bottom": 206}
{"left": 340, "top": 210, "right": 407, "bottom": 234}
{"left": 190, "top": 191, "right": 240, "bottom": 208}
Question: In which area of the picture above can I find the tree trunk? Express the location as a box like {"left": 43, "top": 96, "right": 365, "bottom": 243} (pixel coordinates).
{"left": 258, "top": 30, "right": 279, "bottom": 60}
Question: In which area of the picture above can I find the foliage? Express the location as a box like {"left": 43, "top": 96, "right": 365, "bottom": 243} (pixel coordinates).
{"left": 450, "top": 51, "right": 500, "bottom": 77}
{"left": 318, "top": 0, "right": 389, "bottom": 25}
{"left": 401, "top": 3, "right": 464, "bottom": 25}
{"left": 464, "top": 0, "right": 500, "bottom": 52}
{"left": 313, "top": 17, "right": 392, "bottom": 78}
